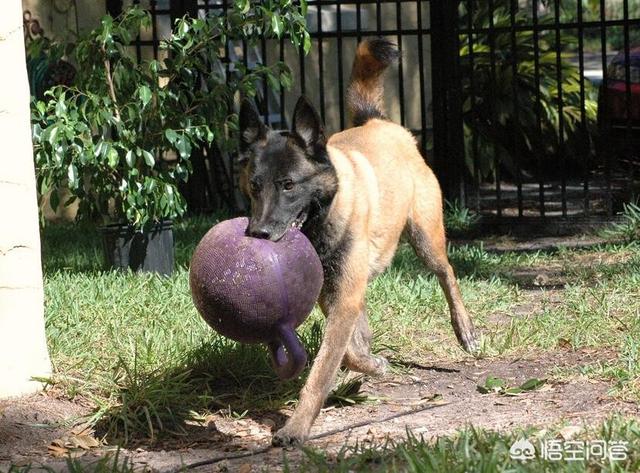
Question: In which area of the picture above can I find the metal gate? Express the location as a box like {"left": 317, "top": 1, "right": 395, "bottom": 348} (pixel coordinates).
{"left": 456, "top": 0, "right": 640, "bottom": 229}
{"left": 107, "top": 1, "right": 640, "bottom": 227}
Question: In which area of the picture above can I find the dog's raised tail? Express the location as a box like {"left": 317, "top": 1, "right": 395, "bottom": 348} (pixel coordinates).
{"left": 346, "top": 38, "right": 400, "bottom": 127}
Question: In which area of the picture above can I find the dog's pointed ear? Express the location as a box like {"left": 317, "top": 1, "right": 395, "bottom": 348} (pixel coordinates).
{"left": 239, "top": 99, "right": 266, "bottom": 150}
{"left": 292, "top": 96, "right": 325, "bottom": 150}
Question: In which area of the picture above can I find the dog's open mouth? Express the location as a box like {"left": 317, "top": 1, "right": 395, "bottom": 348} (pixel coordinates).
{"left": 290, "top": 210, "right": 308, "bottom": 230}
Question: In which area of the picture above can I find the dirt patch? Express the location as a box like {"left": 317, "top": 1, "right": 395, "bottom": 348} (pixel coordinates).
{"left": 0, "top": 392, "right": 89, "bottom": 467}
{"left": 1, "top": 349, "right": 635, "bottom": 472}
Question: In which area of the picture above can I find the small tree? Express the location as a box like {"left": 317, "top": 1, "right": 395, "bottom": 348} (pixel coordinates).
{"left": 31, "top": 2, "right": 310, "bottom": 229}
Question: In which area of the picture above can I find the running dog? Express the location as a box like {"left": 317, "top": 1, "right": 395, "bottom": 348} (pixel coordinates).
{"left": 238, "top": 38, "right": 478, "bottom": 446}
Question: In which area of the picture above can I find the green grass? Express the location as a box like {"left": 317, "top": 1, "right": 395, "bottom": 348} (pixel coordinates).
{"left": 38, "top": 218, "right": 640, "bottom": 445}
{"left": 3, "top": 449, "right": 135, "bottom": 473}
{"left": 290, "top": 417, "right": 640, "bottom": 472}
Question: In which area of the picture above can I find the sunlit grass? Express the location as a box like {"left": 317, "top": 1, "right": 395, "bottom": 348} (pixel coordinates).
{"left": 39, "top": 218, "right": 640, "bottom": 444}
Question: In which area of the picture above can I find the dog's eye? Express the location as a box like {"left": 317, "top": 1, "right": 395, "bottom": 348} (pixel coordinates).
{"left": 250, "top": 181, "right": 261, "bottom": 194}
{"left": 282, "top": 180, "right": 294, "bottom": 191}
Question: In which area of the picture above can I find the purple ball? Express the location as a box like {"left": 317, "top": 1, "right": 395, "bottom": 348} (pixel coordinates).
{"left": 189, "top": 217, "right": 323, "bottom": 379}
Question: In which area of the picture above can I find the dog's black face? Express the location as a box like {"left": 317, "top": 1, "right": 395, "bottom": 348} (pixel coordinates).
{"left": 238, "top": 97, "right": 337, "bottom": 242}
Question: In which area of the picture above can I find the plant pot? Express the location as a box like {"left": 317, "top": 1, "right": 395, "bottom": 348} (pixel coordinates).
{"left": 100, "top": 220, "right": 174, "bottom": 276}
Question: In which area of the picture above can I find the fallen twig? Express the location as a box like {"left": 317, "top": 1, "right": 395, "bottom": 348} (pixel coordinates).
{"left": 170, "top": 399, "right": 450, "bottom": 472}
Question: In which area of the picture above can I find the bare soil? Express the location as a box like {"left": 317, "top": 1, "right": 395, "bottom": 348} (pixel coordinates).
{"left": 1, "top": 348, "right": 636, "bottom": 472}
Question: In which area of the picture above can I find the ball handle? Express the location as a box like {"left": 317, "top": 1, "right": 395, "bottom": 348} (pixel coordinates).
{"left": 268, "top": 324, "right": 308, "bottom": 380}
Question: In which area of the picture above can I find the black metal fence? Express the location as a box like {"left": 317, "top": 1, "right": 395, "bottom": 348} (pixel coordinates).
{"left": 108, "top": 0, "right": 640, "bottom": 227}
{"left": 458, "top": 0, "right": 640, "bottom": 227}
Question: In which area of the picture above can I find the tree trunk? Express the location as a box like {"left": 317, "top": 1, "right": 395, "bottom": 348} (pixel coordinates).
{"left": 0, "top": 0, "right": 52, "bottom": 398}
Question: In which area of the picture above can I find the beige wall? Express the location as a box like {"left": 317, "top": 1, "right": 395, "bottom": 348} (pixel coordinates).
{"left": 265, "top": 2, "right": 433, "bottom": 139}
{"left": 22, "top": 1, "right": 105, "bottom": 222}
{"left": 22, "top": 0, "right": 106, "bottom": 42}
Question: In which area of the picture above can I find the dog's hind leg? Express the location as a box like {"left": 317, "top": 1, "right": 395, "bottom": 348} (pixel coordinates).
{"left": 405, "top": 204, "right": 479, "bottom": 354}
{"left": 342, "top": 309, "right": 389, "bottom": 376}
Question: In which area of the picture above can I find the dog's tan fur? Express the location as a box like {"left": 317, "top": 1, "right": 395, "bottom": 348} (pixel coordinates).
{"left": 269, "top": 41, "right": 478, "bottom": 446}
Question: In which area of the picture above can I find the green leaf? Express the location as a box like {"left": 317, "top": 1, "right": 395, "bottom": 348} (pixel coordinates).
{"left": 67, "top": 164, "right": 78, "bottom": 189}
{"left": 125, "top": 149, "right": 135, "bottom": 167}
{"left": 107, "top": 147, "right": 119, "bottom": 168}
{"left": 141, "top": 149, "right": 155, "bottom": 167}
{"left": 237, "top": 0, "right": 250, "bottom": 14}
{"left": 164, "top": 129, "right": 178, "bottom": 144}
{"left": 55, "top": 99, "right": 67, "bottom": 116}
{"left": 271, "top": 14, "right": 283, "bottom": 37}
{"left": 138, "top": 85, "right": 152, "bottom": 107}
{"left": 175, "top": 136, "right": 191, "bottom": 159}
{"left": 303, "top": 32, "right": 311, "bottom": 55}
{"left": 94, "top": 140, "right": 104, "bottom": 158}
{"left": 54, "top": 145, "right": 65, "bottom": 165}
{"left": 477, "top": 376, "right": 507, "bottom": 394}
{"left": 519, "top": 378, "right": 546, "bottom": 392}
{"left": 46, "top": 125, "right": 59, "bottom": 146}
{"left": 49, "top": 190, "right": 60, "bottom": 212}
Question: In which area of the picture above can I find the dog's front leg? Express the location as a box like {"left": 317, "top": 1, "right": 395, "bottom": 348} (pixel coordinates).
{"left": 272, "top": 270, "right": 366, "bottom": 446}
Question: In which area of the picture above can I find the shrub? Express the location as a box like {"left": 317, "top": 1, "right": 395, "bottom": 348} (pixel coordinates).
{"left": 31, "top": 2, "right": 310, "bottom": 228}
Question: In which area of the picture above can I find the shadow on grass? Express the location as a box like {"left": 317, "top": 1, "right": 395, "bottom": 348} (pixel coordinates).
{"left": 390, "top": 243, "right": 507, "bottom": 282}
{"left": 41, "top": 213, "right": 528, "bottom": 282}
{"left": 94, "top": 319, "right": 325, "bottom": 445}
{"left": 40, "top": 214, "right": 227, "bottom": 275}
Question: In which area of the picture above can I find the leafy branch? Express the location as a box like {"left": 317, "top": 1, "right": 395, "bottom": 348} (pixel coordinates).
{"left": 31, "top": 2, "right": 309, "bottom": 229}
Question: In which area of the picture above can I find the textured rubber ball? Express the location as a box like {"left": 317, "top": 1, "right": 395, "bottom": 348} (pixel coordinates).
{"left": 189, "top": 217, "right": 323, "bottom": 379}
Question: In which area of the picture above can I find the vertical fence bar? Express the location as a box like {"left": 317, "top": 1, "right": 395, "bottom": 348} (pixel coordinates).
{"left": 509, "top": 0, "right": 523, "bottom": 217}
{"left": 430, "top": 0, "right": 465, "bottom": 202}
{"left": 600, "top": 0, "right": 612, "bottom": 216}
{"left": 577, "top": 0, "right": 589, "bottom": 216}
{"left": 467, "top": 0, "right": 481, "bottom": 214}
{"left": 553, "top": 0, "right": 567, "bottom": 217}
{"left": 106, "top": 0, "right": 123, "bottom": 18}
{"left": 337, "top": 1, "right": 345, "bottom": 130}
{"left": 299, "top": 43, "right": 306, "bottom": 97}
{"left": 532, "top": 0, "right": 545, "bottom": 217}
{"left": 150, "top": 0, "right": 158, "bottom": 59}
{"left": 134, "top": 0, "right": 142, "bottom": 62}
{"left": 260, "top": 38, "right": 270, "bottom": 124}
{"left": 622, "top": 0, "right": 633, "bottom": 166}
{"left": 279, "top": 36, "right": 286, "bottom": 127}
{"left": 317, "top": 2, "right": 326, "bottom": 123}
{"left": 488, "top": 0, "right": 501, "bottom": 217}
{"left": 356, "top": 0, "right": 362, "bottom": 43}
{"left": 576, "top": 2, "right": 591, "bottom": 217}
{"left": 416, "top": 0, "right": 427, "bottom": 157}
{"left": 396, "top": 0, "right": 405, "bottom": 127}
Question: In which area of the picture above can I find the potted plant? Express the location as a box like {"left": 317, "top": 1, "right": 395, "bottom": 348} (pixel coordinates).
{"left": 31, "top": 3, "right": 310, "bottom": 274}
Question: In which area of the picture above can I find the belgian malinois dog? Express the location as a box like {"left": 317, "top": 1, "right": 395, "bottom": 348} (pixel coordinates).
{"left": 238, "top": 38, "right": 478, "bottom": 446}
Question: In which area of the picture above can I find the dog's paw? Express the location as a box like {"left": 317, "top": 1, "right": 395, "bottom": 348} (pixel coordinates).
{"left": 370, "top": 355, "right": 390, "bottom": 377}
{"left": 272, "top": 424, "right": 308, "bottom": 447}
{"left": 460, "top": 331, "right": 481, "bottom": 356}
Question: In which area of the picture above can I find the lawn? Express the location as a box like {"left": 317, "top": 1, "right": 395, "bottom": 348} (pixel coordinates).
{"left": 5, "top": 214, "right": 640, "bottom": 471}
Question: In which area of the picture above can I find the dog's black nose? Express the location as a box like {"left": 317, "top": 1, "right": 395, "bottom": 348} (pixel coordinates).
{"left": 249, "top": 227, "right": 272, "bottom": 239}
